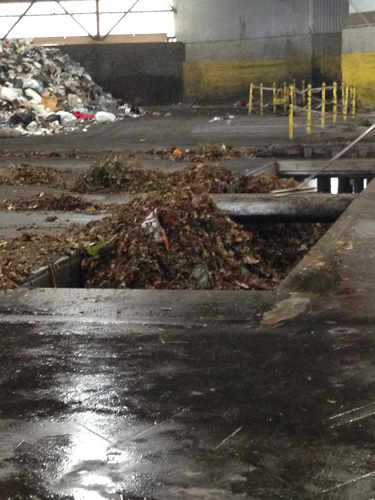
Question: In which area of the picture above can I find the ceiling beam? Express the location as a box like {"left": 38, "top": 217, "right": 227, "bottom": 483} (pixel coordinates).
{"left": 103, "top": 0, "right": 140, "bottom": 39}
{"left": 55, "top": 0, "right": 93, "bottom": 38}
{"left": 3, "top": 0, "right": 35, "bottom": 39}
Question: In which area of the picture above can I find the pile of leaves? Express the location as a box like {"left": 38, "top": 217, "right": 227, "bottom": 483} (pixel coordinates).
{"left": 74, "top": 157, "right": 298, "bottom": 195}
{"left": 170, "top": 164, "right": 236, "bottom": 194}
{"left": 0, "top": 193, "right": 100, "bottom": 212}
{"left": 0, "top": 164, "right": 67, "bottom": 188}
{"left": 74, "top": 156, "right": 166, "bottom": 194}
{"left": 0, "top": 232, "right": 78, "bottom": 290}
{"left": 0, "top": 191, "right": 329, "bottom": 291}
{"left": 80, "top": 191, "right": 278, "bottom": 290}
{"left": 147, "top": 145, "right": 260, "bottom": 162}
{"left": 0, "top": 150, "right": 92, "bottom": 159}
{"left": 236, "top": 173, "right": 299, "bottom": 193}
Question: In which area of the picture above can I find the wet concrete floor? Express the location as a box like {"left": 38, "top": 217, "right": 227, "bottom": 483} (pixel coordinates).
{"left": 0, "top": 287, "right": 375, "bottom": 500}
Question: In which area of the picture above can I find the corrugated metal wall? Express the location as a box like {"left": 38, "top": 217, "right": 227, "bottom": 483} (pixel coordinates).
{"left": 175, "top": 0, "right": 349, "bottom": 43}
{"left": 174, "top": 0, "right": 310, "bottom": 43}
{"left": 314, "top": 0, "right": 349, "bottom": 33}
{"left": 349, "top": 0, "right": 375, "bottom": 12}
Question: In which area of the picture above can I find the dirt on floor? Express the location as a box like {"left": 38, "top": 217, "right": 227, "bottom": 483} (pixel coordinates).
{"left": 146, "top": 145, "right": 261, "bottom": 162}
{"left": 0, "top": 163, "right": 75, "bottom": 189}
{"left": 0, "top": 193, "right": 102, "bottom": 212}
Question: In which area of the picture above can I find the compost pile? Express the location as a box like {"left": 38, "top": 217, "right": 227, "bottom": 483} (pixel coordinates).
{"left": 0, "top": 190, "right": 329, "bottom": 291}
{"left": 80, "top": 191, "right": 279, "bottom": 290}
{"left": 147, "top": 145, "right": 260, "bottom": 162}
{"left": 236, "top": 172, "right": 299, "bottom": 193}
{"left": 74, "top": 156, "right": 299, "bottom": 195}
{"left": 170, "top": 164, "right": 236, "bottom": 193}
{"left": 0, "top": 193, "right": 99, "bottom": 212}
{"left": 74, "top": 157, "right": 166, "bottom": 194}
{"left": 0, "top": 39, "right": 119, "bottom": 137}
{"left": 0, "top": 163, "right": 66, "bottom": 187}
{"left": 0, "top": 232, "right": 78, "bottom": 290}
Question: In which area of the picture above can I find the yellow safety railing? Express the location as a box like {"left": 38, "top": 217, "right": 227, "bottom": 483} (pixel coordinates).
{"left": 247, "top": 80, "right": 357, "bottom": 139}
{"left": 289, "top": 85, "right": 294, "bottom": 139}
{"left": 333, "top": 82, "right": 338, "bottom": 123}
{"left": 321, "top": 82, "right": 326, "bottom": 128}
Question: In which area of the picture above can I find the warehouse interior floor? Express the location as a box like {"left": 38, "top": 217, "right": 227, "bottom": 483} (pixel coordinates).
{"left": 0, "top": 110, "right": 370, "bottom": 154}
{"left": 1, "top": 113, "right": 375, "bottom": 500}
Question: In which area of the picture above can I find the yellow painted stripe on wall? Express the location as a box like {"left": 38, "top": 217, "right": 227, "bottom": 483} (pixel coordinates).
{"left": 312, "top": 56, "right": 342, "bottom": 81}
{"left": 184, "top": 57, "right": 340, "bottom": 100}
{"left": 342, "top": 52, "right": 375, "bottom": 105}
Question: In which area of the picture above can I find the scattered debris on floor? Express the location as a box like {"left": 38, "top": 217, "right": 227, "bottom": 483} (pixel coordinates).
{"left": 0, "top": 163, "right": 67, "bottom": 187}
{"left": 0, "top": 193, "right": 100, "bottom": 212}
{"left": 0, "top": 150, "right": 93, "bottom": 158}
{"left": 0, "top": 191, "right": 329, "bottom": 291}
{"left": 0, "top": 39, "right": 124, "bottom": 137}
{"left": 147, "top": 145, "right": 261, "bottom": 162}
{"left": 0, "top": 232, "right": 77, "bottom": 290}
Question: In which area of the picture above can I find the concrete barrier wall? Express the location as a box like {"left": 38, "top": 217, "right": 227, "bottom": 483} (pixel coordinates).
{"left": 61, "top": 43, "right": 185, "bottom": 106}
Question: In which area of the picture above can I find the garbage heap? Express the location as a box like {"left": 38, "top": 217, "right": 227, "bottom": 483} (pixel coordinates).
{"left": 0, "top": 39, "right": 127, "bottom": 137}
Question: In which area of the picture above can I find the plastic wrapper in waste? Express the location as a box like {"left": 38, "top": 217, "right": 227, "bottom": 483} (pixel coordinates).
{"left": 56, "top": 111, "right": 77, "bottom": 127}
{"left": 141, "top": 210, "right": 164, "bottom": 243}
{"left": 95, "top": 111, "right": 116, "bottom": 124}
{"left": 22, "top": 78, "right": 43, "bottom": 92}
{"left": 0, "top": 86, "right": 19, "bottom": 102}
{"left": 25, "top": 88, "right": 42, "bottom": 103}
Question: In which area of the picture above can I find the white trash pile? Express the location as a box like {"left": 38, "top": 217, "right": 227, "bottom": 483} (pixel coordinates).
{"left": 0, "top": 39, "right": 140, "bottom": 137}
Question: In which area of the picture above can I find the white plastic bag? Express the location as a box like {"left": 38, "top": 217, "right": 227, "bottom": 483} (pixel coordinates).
{"left": 95, "top": 111, "right": 116, "bottom": 124}
{"left": 25, "top": 88, "right": 42, "bottom": 103}
{"left": 56, "top": 111, "right": 77, "bottom": 127}
{"left": 22, "top": 78, "right": 43, "bottom": 92}
{"left": 0, "top": 86, "right": 19, "bottom": 103}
